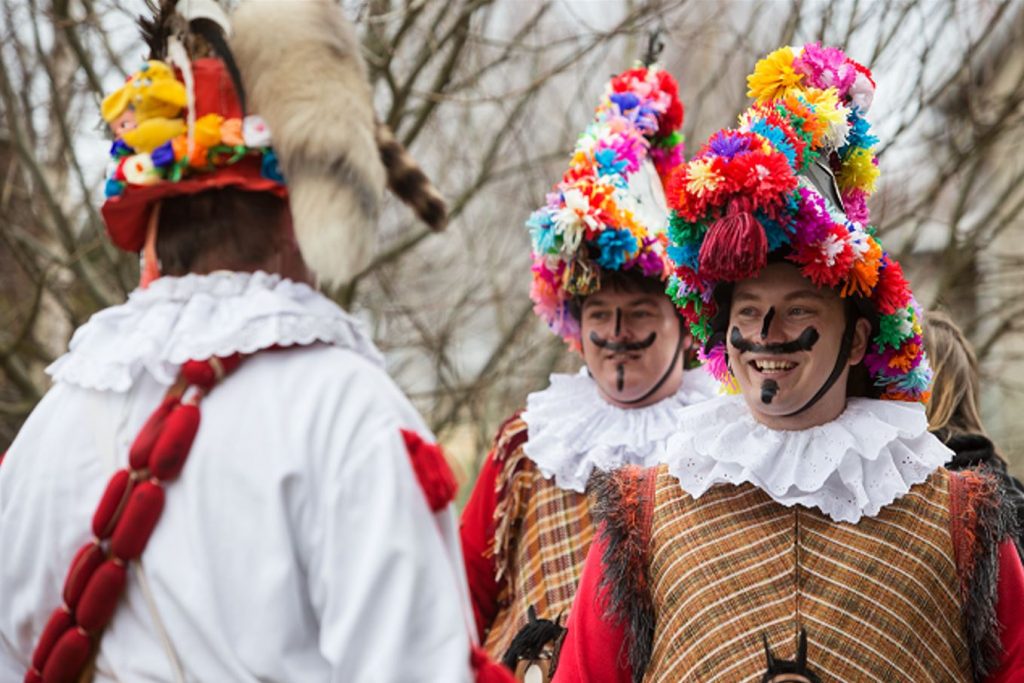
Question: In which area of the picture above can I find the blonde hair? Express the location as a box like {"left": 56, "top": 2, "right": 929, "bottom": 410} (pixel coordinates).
{"left": 924, "top": 310, "right": 986, "bottom": 436}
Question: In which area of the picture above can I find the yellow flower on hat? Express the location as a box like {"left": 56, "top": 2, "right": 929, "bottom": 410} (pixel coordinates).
{"left": 686, "top": 158, "right": 725, "bottom": 198}
{"left": 801, "top": 87, "right": 851, "bottom": 149}
{"left": 194, "top": 113, "right": 224, "bottom": 147}
{"left": 746, "top": 46, "right": 803, "bottom": 103}
{"left": 837, "top": 146, "right": 879, "bottom": 193}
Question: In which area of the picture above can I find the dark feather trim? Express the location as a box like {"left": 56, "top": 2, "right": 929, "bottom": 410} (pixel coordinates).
{"left": 501, "top": 606, "right": 567, "bottom": 669}
{"left": 949, "top": 468, "right": 1020, "bottom": 680}
{"left": 189, "top": 18, "right": 246, "bottom": 113}
{"left": 137, "top": 0, "right": 179, "bottom": 60}
{"left": 591, "top": 466, "right": 657, "bottom": 683}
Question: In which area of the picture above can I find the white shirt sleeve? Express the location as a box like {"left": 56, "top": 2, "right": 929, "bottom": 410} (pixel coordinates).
{"left": 304, "top": 400, "right": 473, "bottom": 683}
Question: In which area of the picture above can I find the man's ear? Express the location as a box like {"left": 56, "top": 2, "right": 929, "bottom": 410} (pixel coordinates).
{"left": 848, "top": 317, "right": 872, "bottom": 366}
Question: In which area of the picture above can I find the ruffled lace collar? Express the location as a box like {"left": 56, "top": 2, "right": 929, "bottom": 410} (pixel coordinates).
{"left": 660, "top": 395, "right": 953, "bottom": 523}
{"left": 522, "top": 366, "right": 720, "bottom": 492}
{"left": 47, "top": 271, "right": 383, "bottom": 392}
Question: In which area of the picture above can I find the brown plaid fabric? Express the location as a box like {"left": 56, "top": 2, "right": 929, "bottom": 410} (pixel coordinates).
{"left": 483, "top": 420, "right": 594, "bottom": 660}
{"left": 644, "top": 465, "right": 971, "bottom": 682}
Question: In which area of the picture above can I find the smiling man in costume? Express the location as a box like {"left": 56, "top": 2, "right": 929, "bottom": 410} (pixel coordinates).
{"left": 459, "top": 63, "right": 717, "bottom": 680}
{"left": 553, "top": 44, "right": 1024, "bottom": 682}
{"left": 0, "top": 2, "right": 504, "bottom": 681}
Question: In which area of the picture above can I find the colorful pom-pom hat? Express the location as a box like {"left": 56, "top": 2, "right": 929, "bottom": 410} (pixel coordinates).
{"left": 98, "top": 0, "right": 448, "bottom": 290}
{"left": 101, "top": 55, "right": 286, "bottom": 257}
{"left": 526, "top": 64, "right": 686, "bottom": 349}
{"left": 664, "top": 43, "right": 931, "bottom": 403}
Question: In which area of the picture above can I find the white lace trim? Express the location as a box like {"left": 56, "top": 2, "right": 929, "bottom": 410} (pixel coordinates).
{"left": 522, "top": 366, "right": 720, "bottom": 492}
{"left": 46, "top": 271, "right": 383, "bottom": 392}
{"left": 660, "top": 395, "right": 953, "bottom": 523}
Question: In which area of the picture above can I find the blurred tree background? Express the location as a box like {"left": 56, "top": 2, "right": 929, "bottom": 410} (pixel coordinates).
{"left": 2, "top": 0, "right": 1023, "bottom": 497}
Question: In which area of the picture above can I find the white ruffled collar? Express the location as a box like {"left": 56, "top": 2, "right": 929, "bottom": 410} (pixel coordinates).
{"left": 47, "top": 270, "right": 383, "bottom": 392}
{"left": 660, "top": 395, "right": 953, "bottom": 523}
{"left": 522, "top": 366, "right": 720, "bottom": 492}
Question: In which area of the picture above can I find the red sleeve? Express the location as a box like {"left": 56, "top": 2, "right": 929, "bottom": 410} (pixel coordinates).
{"left": 460, "top": 450, "right": 504, "bottom": 641}
{"left": 985, "top": 540, "right": 1024, "bottom": 682}
{"left": 552, "top": 530, "right": 632, "bottom": 683}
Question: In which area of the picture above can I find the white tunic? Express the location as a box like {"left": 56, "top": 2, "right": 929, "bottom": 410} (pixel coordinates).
{"left": 0, "top": 272, "right": 473, "bottom": 683}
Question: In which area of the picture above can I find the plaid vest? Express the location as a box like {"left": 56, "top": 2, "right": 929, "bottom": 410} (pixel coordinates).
{"left": 593, "top": 463, "right": 1014, "bottom": 682}
{"left": 483, "top": 415, "right": 594, "bottom": 660}
{"left": 643, "top": 466, "right": 971, "bottom": 681}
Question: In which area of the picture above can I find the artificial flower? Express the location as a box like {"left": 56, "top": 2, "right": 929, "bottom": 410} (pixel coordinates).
{"left": 260, "top": 148, "right": 284, "bottom": 182}
{"left": 220, "top": 118, "right": 245, "bottom": 146}
{"left": 747, "top": 46, "right": 803, "bottom": 103}
{"left": 792, "top": 43, "right": 857, "bottom": 96}
{"left": 848, "top": 68, "right": 876, "bottom": 113}
{"left": 150, "top": 141, "right": 175, "bottom": 168}
{"left": 242, "top": 115, "right": 272, "bottom": 147}
{"left": 595, "top": 228, "right": 639, "bottom": 270}
{"left": 121, "top": 153, "right": 161, "bottom": 186}
{"left": 836, "top": 146, "right": 879, "bottom": 193}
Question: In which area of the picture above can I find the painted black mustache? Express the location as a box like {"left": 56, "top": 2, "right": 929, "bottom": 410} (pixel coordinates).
{"left": 730, "top": 326, "right": 820, "bottom": 355}
{"left": 589, "top": 331, "right": 657, "bottom": 353}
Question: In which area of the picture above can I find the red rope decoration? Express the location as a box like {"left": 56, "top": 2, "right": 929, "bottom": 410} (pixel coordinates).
{"left": 25, "top": 353, "right": 245, "bottom": 683}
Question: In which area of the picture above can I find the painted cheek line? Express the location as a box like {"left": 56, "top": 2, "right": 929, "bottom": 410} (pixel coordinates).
{"left": 729, "top": 326, "right": 820, "bottom": 355}
{"left": 589, "top": 331, "right": 658, "bottom": 353}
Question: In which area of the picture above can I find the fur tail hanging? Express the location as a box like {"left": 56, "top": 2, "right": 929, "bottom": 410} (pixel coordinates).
{"left": 230, "top": 0, "right": 386, "bottom": 287}
{"left": 230, "top": 0, "right": 449, "bottom": 287}
{"left": 375, "top": 120, "right": 448, "bottom": 231}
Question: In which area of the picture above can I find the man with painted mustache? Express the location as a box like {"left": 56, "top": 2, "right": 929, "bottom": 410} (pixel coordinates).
{"left": 554, "top": 44, "right": 1024, "bottom": 682}
{"left": 459, "top": 64, "right": 717, "bottom": 681}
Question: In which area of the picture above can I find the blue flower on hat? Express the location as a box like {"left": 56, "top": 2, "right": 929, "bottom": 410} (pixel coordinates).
{"left": 527, "top": 209, "right": 558, "bottom": 254}
{"left": 840, "top": 112, "right": 879, "bottom": 159}
{"left": 667, "top": 241, "right": 701, "bottom": 271}
{"left": 595, "top": 228, "right": 637, "bottom": 270}
{"left": 260, "top": 149, "right": 285, "bottom": 183}
{"left": 747, "top": 120, "right": 797, "bottom": 166}
{"left": 104, "top": 178, "right": 125, "bottom": 197}
{"left": 150, "top": 141, "right": 175, "bottom": 168}
{"left": 110, "top": 139, "right": 134, "bottom": 159}
{"left": 594, "top": 148, "right": 629, "bottom": 182}
{"left": 609, "top": 92, "right": 640, "bottom": 113}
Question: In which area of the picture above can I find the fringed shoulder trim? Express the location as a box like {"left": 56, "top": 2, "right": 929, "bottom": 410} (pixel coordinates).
{"left": 490, "top": 412, "right": 533, "bottom": 584}
{"left": 949, "top": 467, "right": 1020, "bottom": 680}
{"left": 591, "top": 466, "right": 657, "bottom": 683}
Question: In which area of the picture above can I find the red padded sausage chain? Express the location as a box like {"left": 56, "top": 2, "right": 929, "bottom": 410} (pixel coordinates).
{"left": 25, "top": 353, "right": 245, "bottom": 683}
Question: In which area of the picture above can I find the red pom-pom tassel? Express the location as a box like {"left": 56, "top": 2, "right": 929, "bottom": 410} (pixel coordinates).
{"left": 129, "top": 396, "right": 179, "bottom": 471}
{"left": 698, "top": 198, "right": 767, "bottom": 282}
{"left": 110, "top": 482, "right": 165, "bottom": 561}
{"left": 181, "top": 353, "right": 243, "bottom": 391}
{"left": 470, "top": 645, "right": 516, "bottom": 683}
{"left": 41, "top": 628, "right": 92, "bottom": 683}
{"left": 62, "top": 542, "right": 105, "bottom": 610}
{"left": 181, "top": 359, "right": 216, "bottom": 390}
{"left": 400, "top": 429, "right": 458, "bottom": 512}
{"left": 149, "top": 404, "right": 200, "bottom": 481}
{"left": 91, "top": 469, "right": 134, "bottom": 540}
{"left": 30, "top": 608, "right": 74, "bottom": 672}
{"left": 76, "top": 560, "right": 127, "bottom": 634}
